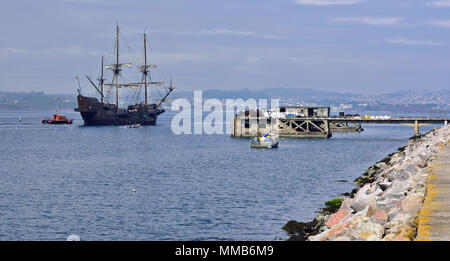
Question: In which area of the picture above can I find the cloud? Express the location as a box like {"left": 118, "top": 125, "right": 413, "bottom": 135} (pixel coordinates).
{"left": 289, "top": 56, "right": 364, "bottom": 64}
{"left": 49, "top": 46, "right": 100, "bottom": 56}
{"left": 427, "top": 0, "right": 450, "bottom": 7}
{"left": 150, "top": 28, "right": 282, "bottom": 40}
{"left": 428, "top": 20, "right": 450, "bottom": 28}
{"left": 0, "top": 46, "right": 100, "bottom": 58}
{"left": 58, "top": 0, "right": 105, "bottom": 4}
{"left": 198, "top": 29, "right": 282, "bottom": 39}
{"left": 293, "top": 0, "right": 365, "bottom": 5}
{"left": 234, "top": 57, "right": 262, "bottom": 72}
{"left": 152, "top": 52, "right": 209, "bottom": 63}
{"left": 385, "top": 37, "right": 445, "bottom": 46}
{"left": 332, "top": 17, "right": 403, "bottom": 26}
{"left": 0, "top": 48, "right": 28, "bottom": 57}
{"left": 0, "top": 45, "right": 212, "bottom": 65}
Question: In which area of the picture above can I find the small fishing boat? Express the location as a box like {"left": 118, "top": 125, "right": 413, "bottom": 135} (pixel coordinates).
{"left": 41, "top": 111, "right": 73, "bottom": 124}
{"left": 250, "top": 133, "right": 279, "bottom": 148}
{"left": 126, "top": 123, "right": 141, "bottom": 128}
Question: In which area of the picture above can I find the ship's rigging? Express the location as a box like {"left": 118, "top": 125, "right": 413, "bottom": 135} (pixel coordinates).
{"left": 75, "top": 23, "right": 173, "bottom": 126}
{"left": 84, "top": 23, "right": 174, "bottom": 109}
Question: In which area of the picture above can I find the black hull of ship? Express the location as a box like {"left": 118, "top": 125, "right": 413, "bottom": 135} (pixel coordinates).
{"left": 74, "top": 95, "right": 165, "bottom": 126}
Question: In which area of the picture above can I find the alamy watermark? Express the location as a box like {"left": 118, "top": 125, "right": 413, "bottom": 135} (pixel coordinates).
{"left": 170, "top": 90, "right": 280, "bottom": 135}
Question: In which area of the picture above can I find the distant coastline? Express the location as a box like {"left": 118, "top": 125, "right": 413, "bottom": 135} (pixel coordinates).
{"left": 0, "top": 91, "right": 76, "bottom": 111}
{"left": 0, "top": 89, "right": 448, "bottom": 114}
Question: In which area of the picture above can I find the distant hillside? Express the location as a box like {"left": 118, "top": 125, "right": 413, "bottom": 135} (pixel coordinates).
{"left": 172, "top": 88, "right": 270, "bottom": 100}
{"left": 262, "top": 87, "right": 356, "bottom": 98}
{"left": 171, "top": 87, "right": 354, "bottom": 100}
{"left": 0, "top": 88, "right": 448, "bottom": 112}
{"left": 171, "top": 87, "right": 449, "bottom": 113}
{"left": 0, "top": 91, "right": 76, "bottom": 110}
{"left": 377, "top": 89, "right": 450, "bottom": 105}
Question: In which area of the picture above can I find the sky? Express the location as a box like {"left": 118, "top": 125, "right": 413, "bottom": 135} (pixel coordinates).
{"left": 0, "top": 0, "right": 450, "bottom": 95}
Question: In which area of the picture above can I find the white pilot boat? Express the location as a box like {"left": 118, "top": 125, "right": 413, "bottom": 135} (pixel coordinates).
{"left": 250, "top": 133, "right": 279, "bottom": 148}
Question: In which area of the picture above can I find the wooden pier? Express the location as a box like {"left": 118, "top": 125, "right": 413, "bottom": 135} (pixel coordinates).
{"left": 328, "top": 117, "right": 448, "bottom": 136}
{"left": 231, "top": 115, "right": 449, "bottom": 138}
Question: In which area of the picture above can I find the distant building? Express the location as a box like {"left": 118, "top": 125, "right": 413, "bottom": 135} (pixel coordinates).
{"left": 276, "top": 106, "right": 330, "bottom": 118}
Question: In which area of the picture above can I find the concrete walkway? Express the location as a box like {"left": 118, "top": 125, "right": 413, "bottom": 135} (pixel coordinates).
{"left": 416, "top": 144, "right": 450, "bottom": 241}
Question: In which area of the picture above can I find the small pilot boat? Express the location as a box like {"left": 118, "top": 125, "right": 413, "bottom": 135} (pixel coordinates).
{"left": 41, "top": 112, "right": 73, "bottom": 124}
{"left": 250, "top": 133, "right": 279, "bottom": 148}
{"left": 126, "top": 123, "right": 141, "bottom": 128}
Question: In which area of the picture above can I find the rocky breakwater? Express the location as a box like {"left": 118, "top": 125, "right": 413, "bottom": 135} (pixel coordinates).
{"left": 284, "top": 125, "right": 450, "bottom": 241}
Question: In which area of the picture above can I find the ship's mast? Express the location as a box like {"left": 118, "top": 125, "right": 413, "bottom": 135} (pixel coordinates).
{"left": 114, "top": 24, "right": 120, "bottom": 107}
{"left": 102, "top": 24, "right": 173, "bottom": 108}
{"left": 99, "top": 56, "right": 105, "bottom": 103}
{"left": 144, "top": 33, "right": 148, "bottom": 105}
{"left": 104, "top": 23, "right": 132, "bottom": 108}
{"left": 135, "top": 32, "right": 162, "bottom": 105}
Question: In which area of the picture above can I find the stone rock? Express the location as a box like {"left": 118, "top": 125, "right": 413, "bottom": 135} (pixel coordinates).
{"left": 334, "top": 236, "right": 351, "bottom": 241}
{"left": 397, "top": 146, "right": 406, "bottom": 152}
{"left": 325, "top": 208, "right": 350, "bottom": 228}
{"left": 412, "top": 175, "right": 426, "bottom": 184}
{"left": 387, "top": 193, "right": 406, "bottom": 200}
{"left": 305, "top": 125, "right": 450, "bottom": 241}
{"left": 282, "top": 220, "right": 305, "bottom": 235}
{"left": 326, "top": 221, "right": 351, "bottom": 240}
{"left": 353, "top": 185, "right": 378, "bottom": 206}
{"left": 414, "top": 161, "right": 428, "bottom": 168}
{"left": 315, "top": 212, "right": 328, "bottom": 224}
{"left": 350, "top": 222, "right": 384, "bottom": 241}
{"left": 310, "top": 221, "right": 351, "bottom": 241}
{"left": 350, "top": 188, "right": 359, "bottom": 198}
{"left": 375, "top": 162, "right": 387, "bottom": 170}
{"left": 388, "top": 213, "right": 414, "bottom": 229}
{"left": 350, "top": 202, "right": 367, "bottom": 212}
{"left": 340, "top": 198, "right": 355, "bottom": 209}
{"left": 418, "top": 152, "right": 430, "bottom": 162}
{"left": 283, "top": 218, "right": 324, "bottom": 241}
{"left": 381, "top": 233, "right": 396, "bottom": 241}
{"left": 366, "top": 234, "right": 382, "bottom": 241}
{"left": 349, "top": 209, "right": 370, "bottom": 228}
{"left": 404, "top": 165, "right": 420, "bottom": 176}
{"left": 392, "top": 224, "right": 417, "bottom": 241}
{"left": 370, "top": 208, "right": 389, "bottom": 224}
{"left": 376, "top": 190, "right": 405, "bottom": 209}
{"left": 389, "top": 170, "right": 410, "bottom": 181}
{"left": 379, "top": 182, "right": 392, "bottom": 191}
{"left": 389, "top": 177, "right": 414, "bottom": 192}
{"left": 366, "top": 183, "right": 380, "bottom": 194}
{"left": 401, "top": 193, "right": 425, "bottom": 211}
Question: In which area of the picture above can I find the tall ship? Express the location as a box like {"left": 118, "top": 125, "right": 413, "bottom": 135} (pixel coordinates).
{"left": 75, "top": 24, "right": 174, "bottom": 125}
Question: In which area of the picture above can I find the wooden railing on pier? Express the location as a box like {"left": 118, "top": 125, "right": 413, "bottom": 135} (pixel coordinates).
{"left": 231, "top": 115, "right": 449, "bottom": 138}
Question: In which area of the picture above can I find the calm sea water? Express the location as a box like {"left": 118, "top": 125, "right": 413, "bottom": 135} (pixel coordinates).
{"left": 0, "top": 110, "right": 441, "bottom": 241}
